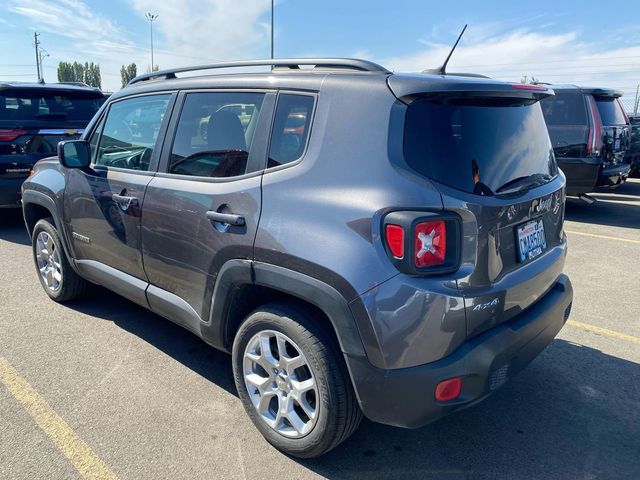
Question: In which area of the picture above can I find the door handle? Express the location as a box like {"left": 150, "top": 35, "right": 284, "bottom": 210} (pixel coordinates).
{"left": 112, "top": 193, "right": 139, "bottom": 211}
{"left": 205, "top": 210, "right": 245, "bottom": 226}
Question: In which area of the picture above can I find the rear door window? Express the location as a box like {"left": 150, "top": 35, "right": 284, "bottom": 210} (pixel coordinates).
{"left": 268, "top": 94, "right": 315, "bottom": 168}
{"left": 169, "top": 92, "right": 264, "bottom": 178}
{"left": 404, "top": 98, "right": 557, "bottom": 196}
{"left": 540, "top": 93, "right": 587, "bottom": 125}
{"left": 594, "top": 97, "right": 627, "bottom": 125}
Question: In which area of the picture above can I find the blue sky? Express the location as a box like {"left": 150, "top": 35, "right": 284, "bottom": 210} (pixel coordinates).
{"left": 1, "top": 0, "right": 639, "bottom": 107}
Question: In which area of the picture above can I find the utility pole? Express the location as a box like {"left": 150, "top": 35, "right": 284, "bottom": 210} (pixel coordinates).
{"left": 270, "top": 0, "right": 274, "bottom": 59}
{"left": 34, "top": 31, "right": 41, "bottom": 81}
{"left": 145, "top": 12, "right": 158, "bottom": 71}
{"left": 634, "top": 84, "right": 639, "bottom": 115}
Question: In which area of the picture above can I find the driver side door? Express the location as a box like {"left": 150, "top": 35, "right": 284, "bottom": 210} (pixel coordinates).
{"left": 63, "top": 93, "right": 175, "bottom": 287}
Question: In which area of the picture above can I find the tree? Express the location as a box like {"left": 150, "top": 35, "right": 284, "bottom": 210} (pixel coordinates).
{"left": 146, "top": 64, "right": 160, "bottom": 73}
{"left": 57, "top": 61, "right": 77, "bottom": 82}
{"left": 83, "top": 62, "right": 101, "bottom": 89}
{"left": 520, "top": 74, "right": 540, "bottom": 85}
{"left": 120, "top": 63, "right": 138, "bottom": 87}
{"left": 56, "top": 61, "right": 101, "bottom": 89}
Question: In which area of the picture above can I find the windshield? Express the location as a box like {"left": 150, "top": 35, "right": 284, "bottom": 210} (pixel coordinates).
{"left": 0, "top": 89, "right": 104, "bottom": 125}
{"left": 594, "top": 97, "right": 627, "bottom": 125}
{"left": 404, "top": 98, "right": 558, "bottom": 195}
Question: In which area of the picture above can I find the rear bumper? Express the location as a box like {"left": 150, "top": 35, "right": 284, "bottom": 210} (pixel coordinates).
{"left": 346, "top": 274, "right": 572, "bottom": 428}
{"left": 0, "top": 177, "right": 26, "bottom": 208}
{"left": 596, "top": 163, "right": 631, "bottom": 188}
{"left": 557, "top": 158, "right": 599, "bottom": 195}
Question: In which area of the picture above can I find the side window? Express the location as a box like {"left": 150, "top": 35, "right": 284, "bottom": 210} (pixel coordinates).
{"left": 169, "top": 92, "right": 264, "bottom": 178}
{"left": 268, "top": 94, "right": 314, "bottom": 168}
{"left": 95, "top": 94, "right": 171, "bottom": 171}
{"left": 88, "top": 114, "right": 105, "bottom": 161}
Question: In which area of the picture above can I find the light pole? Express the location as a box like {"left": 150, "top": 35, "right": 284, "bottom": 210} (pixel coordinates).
{"left": 145, "top": 12, "right": 158, "bottom": 71}
{"left": 270, "top": 0, "right": 274, "bottom": 59}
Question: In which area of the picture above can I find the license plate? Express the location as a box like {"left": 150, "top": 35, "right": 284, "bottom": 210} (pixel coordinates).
{"left": 517, "top": 219, "right": 547, "bottom": 262}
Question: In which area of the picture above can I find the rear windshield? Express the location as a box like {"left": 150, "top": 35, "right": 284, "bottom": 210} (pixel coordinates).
{"left": 0, "top": 89, "right": 104, "bottom": 124}
{"left": 404, "top": 98, "right": 557, "bottom": 196}
{"left": 540, "top": 92, "right": 587, "bottom": 125}
{"left": 594, "top": 97, "right": 627, "bottom": 125}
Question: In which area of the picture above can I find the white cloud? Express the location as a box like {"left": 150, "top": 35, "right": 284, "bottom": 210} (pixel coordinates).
{"left": 129, "top": 0, "right": 271, "bottom": 65}
{"left": 381, "top": 28, "right": 640, "bottom": 107}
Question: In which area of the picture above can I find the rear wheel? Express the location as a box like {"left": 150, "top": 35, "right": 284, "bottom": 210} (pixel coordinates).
{"left": 232, "top": 303, "right": 362, "bottom": 458}
{"left": 32, "top": 218, "right": 87, "bottom": 302}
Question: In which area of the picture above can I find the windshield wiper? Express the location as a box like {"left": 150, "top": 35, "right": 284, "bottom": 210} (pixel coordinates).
{"left": 495, "top": 173, "right": 552, "bottom": 194}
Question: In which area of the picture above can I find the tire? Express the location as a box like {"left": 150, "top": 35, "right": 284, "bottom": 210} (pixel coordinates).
{"left": 232, "top": 303, "right": 362, "bottom": 458}
{"left": 31, "top": 218, "right": 87, "bottom": 302}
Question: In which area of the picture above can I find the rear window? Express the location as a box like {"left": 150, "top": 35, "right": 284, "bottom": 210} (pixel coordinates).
{"left": 540, "top": 93, "right": 587, "bottom": 125}
{"left": 404, "top": 98, "right": 557, "bottom": 196}
{"left": 0, "top": 89, "right": 104, "bottom": 124}
{"left": 594, "top": 97, "right": 627, "bottom": 125}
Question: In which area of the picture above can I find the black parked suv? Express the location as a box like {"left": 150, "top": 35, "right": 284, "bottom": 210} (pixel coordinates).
{"left": 539, "top": 84, "right": 631, "bottom": 195}
{"left": 627, "top": 113, "right": 640, "bottom": 174}
{"left": 1, "top": 82, "right": 105, "bottom": 209}
{"left": 21, "top": 59, "right": 573, "bottom": 457}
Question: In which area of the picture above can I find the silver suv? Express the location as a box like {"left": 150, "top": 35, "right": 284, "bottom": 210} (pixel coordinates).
{"left": 21, "top": 59, "right": 573, "bottom": 457}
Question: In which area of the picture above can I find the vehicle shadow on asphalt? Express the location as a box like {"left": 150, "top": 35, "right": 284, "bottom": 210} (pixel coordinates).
{"left": 0, "top": 209, "right": 31, "bottom": 246}
{"left": 303, "top": 339, "right": 640, "bottom": 479}
{"left": 565, "top": 180, "right": 640, "bottom": 230}
{"left": 65, "top": 287, "right": 238, "bottom": 397}
{"left": 64, "top": 289, "right": 640, "bottom": 479}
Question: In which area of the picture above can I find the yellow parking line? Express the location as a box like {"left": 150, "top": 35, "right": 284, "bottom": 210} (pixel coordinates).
{"left": 567, "top": 320, "right": 640, "bottom": 346}
{"left": 565, "top": 230, "right": 640, "bottom": 245}
{"left": 0, "top": 356, "right": 118, "bottom": 480}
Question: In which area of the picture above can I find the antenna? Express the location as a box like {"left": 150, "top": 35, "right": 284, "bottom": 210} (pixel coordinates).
{"left": 424, "top": 24, "right": 467, "bottom": 75}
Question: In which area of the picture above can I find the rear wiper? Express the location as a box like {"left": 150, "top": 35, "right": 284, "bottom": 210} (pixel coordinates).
{"left": 496, "top": 173, "right": 552, "bottom": 194}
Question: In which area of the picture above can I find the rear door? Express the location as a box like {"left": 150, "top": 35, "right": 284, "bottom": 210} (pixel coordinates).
{"left": 141, "top": 90, "right": 274, "bottom": 327}
{"left": 403, "top": 95, "right": 566, "bottom": 337}
{"left": 63, "top": 93, "right": 174, "bottom": 282}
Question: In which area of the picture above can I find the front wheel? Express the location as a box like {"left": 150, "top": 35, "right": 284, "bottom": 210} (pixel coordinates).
{"left": 31, "top": 218, "right": 87, "bottom": 302}
{"left": 232, "top": 303, "right": 362, "bottom": 458}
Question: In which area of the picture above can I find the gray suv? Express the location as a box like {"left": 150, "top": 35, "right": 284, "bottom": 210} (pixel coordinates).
{"left": 21, "top": 59, "right": 573, "bottom": 458}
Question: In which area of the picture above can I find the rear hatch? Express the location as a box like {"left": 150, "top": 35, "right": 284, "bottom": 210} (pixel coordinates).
{"left": 0, "top": 87, "right": 104, "bottom": 179}
{"left": 390, "top": 75, "right": 566, "bottom": 338}
{"left": 591, "top": 94, "right": 630, "bottom": 165}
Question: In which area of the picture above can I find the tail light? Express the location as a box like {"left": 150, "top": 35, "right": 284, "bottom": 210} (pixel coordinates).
{"left": 586, "top": 96, "right": 603, "bottom": 156}
{"left": 414, "top": 220, "right": 446, "bottom": 267}
{"left": 0, "top": 129, "right": 28, "bottom": 142}
{"left": 382, "top": 211, "right": 461, "bottom": 275}
{"left": 435, "top": 377, "right": 462, "bottom": 402}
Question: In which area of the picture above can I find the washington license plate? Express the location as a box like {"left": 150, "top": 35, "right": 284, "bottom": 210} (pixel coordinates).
{"left": 517, "top": 219, "right": 547, "bottom": 262}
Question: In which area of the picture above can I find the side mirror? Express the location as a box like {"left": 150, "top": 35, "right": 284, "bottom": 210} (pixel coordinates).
{"left": 58, "top": 140, "right": 91, "bottom": 168}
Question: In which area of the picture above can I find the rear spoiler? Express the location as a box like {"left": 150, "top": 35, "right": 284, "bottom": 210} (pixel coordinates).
{"left": 580, "top": 87, "right": 623, "bottom": 98}
{"left": 388, "top": 74, "right": 554, "bottom": 105}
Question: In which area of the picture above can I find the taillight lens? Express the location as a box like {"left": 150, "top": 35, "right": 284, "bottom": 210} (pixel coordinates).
{"left": 435, "top": 377, "right": 462, "bottom": 401}
{"left": 414, "top": 220, "right": 446, "bottom": 267}
{"left": 385, "top": 224, "right": 404, "bottom": 259}
{"left": 382, "top": 211, "right": 460, "bottom": 275}
{"left": 586, "top": 96, "right": 602, "bottom": 156}
{"left": 0, "top": 129, "right": 28, "bottom": 142}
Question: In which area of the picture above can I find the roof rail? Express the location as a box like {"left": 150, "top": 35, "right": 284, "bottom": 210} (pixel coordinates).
{"left": 127, "top": 58, "right": 390, "bottom": 86}
{"left": 55, "top": 81, "right": 93, "bottom": 88}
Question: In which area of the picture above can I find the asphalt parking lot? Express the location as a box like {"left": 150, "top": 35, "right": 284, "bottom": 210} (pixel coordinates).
{"left": 1, "top": 180, "right": 639, "bottom": 480}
